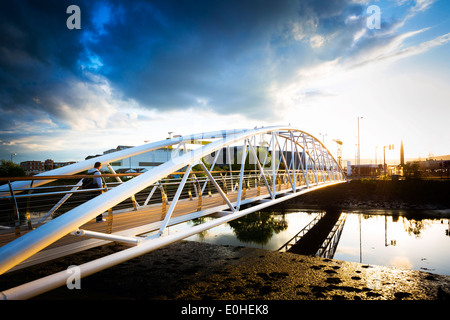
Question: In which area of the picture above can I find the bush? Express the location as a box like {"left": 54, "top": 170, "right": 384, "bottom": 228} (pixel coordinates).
{"left": 0, "top": 160, "right": 26, "bottom": 177}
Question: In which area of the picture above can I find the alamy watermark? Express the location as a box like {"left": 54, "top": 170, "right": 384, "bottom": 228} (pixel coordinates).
{"left": 66, "top": 5, "right": 81, "bottom": 30}
{"left": 66, "top": 265, "right": 81, "bottom": 290}
{"left": 66, "top": 4, "right": 381, "bottom": 31}
{"left": 367, "top": 5, "right": 381, "bottom": 30}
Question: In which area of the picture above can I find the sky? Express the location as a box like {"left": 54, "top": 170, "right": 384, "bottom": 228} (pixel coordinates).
{"left": 0, "top": 0, "right": 449, "bottom": 165}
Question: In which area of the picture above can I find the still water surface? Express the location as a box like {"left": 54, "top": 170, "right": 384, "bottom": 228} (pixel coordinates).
{"left": 165, "top": 210, "right": 450, "bottom": 275}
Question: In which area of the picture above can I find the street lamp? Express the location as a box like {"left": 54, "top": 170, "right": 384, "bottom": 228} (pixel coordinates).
{"left": 11, "top": 153, "right": 17, "bottom": 162}
{"left": 357, "top": 117, "right": 363, "bottom": 176}
{"left": 319, "top": 133, "right": 327, "bottom": 144}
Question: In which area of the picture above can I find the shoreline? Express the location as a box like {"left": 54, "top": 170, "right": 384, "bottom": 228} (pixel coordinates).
{"left": 279, "top": 179, "right": 450, "bottom": 214}
{"left": 277, "top": 205, "right": 450, "bottom": 219}
{"left": 1, "top": 241, "right": 449, "bottom": 301}
{"left": 1, "top": 179, "right": 449, "bottom": 301}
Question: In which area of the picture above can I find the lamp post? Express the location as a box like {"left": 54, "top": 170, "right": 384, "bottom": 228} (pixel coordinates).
{"left": 11, "top": 153, "right": 17, "bottom": 162}
{"left": 357, "top": 117, "right": 363, "bottom": 176}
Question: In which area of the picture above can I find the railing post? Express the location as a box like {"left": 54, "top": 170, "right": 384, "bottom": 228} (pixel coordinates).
{"left": 159, "top": 185, "right": 167, "bottom": 220}
{"left": 106, "top": 208, "right": 113, "bottom": 234}
{"left": 107, "top": 163, "right": 139, "bottom": 210}
{"left": 192, "top": 174, "right": 202, "bottom": 211}
{"left": 25, "top": 180, "right": 33, "bottom": 230}
{"left": 7, "top": 181, "right": 21, "bottom": 237}
{"left": 158, "top": 165, "right": 192, "bottom": 236}
{"left": 271, "top": 132, "right": 276, "bottom": 198}
{"left": 236, "top": 139, "right": 248, "bottom": 210}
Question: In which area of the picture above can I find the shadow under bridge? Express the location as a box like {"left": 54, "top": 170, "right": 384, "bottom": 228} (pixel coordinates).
{"left": 279, "top": 209, "right": 347, "bottom": 259}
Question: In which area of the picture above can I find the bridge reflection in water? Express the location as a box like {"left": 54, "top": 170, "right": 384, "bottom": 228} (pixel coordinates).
{"left": 280, "top": 210, "right": 347, "bottom": 259}
{"left": 187, "top": 209, "right": 347, "bottom": 260}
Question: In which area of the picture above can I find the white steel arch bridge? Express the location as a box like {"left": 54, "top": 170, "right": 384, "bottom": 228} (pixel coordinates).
{"left": 0, "top": 125, "right": 346, "bottom": 299}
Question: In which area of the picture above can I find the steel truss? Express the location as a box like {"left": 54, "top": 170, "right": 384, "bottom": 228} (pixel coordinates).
{"left": 0, "top": 125, "right": 346, "bottom": 299}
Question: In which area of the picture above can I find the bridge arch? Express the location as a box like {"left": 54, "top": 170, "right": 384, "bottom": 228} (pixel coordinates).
{"left": 0, "top": 125, "right": 346, "bottom": 299}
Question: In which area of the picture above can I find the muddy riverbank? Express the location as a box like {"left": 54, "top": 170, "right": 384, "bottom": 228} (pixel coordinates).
{"left": 1, "top": 179, "right": 449, "bottom": 306}
{"left": 1, "top": 241, "right": 449, "bottom": 302}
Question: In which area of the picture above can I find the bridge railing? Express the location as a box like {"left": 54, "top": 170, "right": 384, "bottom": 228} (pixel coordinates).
{"left": 0, "top": 126, "right": 347, "bottom": 296}
{"left": 0, "top": 167, "right": 337, "bottom": 234}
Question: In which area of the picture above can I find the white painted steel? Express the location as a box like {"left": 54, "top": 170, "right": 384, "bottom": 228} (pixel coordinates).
{"left": 156, "top": 164, "right": 192, "bottom": 236}
{"left": 1, "top": 180, "right": 345, "bottom": 300}
{"left": 0, "top": 128, "right": 249, "bottom": 195}
{"left": 71, "top": 229, "right": 141, "bottom": 245}
{"left": 0, "top": 125, "right": 345, "bottom": 299}
{"left": 0, "top": 126, "right": 280, "bottom": 274}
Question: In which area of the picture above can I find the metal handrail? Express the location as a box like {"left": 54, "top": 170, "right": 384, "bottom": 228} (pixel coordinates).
{"left": 0, "top": 126, "right": 346, "bottom": 299}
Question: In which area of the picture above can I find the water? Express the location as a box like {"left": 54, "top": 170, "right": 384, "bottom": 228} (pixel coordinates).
{"left": 335, "top": 213, "right": 450, "bottom": 276}
{"left": 165, "top": 209, "right": 450, "bottom": 276}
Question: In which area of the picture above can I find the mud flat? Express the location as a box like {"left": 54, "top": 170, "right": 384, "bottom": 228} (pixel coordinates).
{"left": 1, "top": 241, "right": 449, "bottom": 301}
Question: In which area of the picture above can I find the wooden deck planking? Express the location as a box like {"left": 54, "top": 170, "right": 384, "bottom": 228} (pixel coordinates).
{"left": 0, "top": 181, "right": 288, "bottom": 252}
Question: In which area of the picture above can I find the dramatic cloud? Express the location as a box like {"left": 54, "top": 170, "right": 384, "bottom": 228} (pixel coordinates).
{"left": 0, "top": 0, "right": 448, "bottom": 161}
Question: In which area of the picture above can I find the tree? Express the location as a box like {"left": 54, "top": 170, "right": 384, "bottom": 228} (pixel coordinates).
{"left": 0, "top": 160, "right": 26, "bottom": 177}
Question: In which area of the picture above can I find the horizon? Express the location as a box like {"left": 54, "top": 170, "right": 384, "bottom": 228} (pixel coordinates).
{"left": 1, "top": 1, "right": 449, "bottom": 165}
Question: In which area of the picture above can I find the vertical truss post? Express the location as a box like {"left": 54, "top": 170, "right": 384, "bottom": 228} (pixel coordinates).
{"left": 306, "top": 136, "right": 319, "bottom": 185}
{"left": 323, "top": 145, "right": 334, "bottom": 181}
{"left": 236, "top": 139, "right": 248, "bottom": 210}
{"left": 274, "top": 134, "right": 295, "bottom": 191}
{"left": 321, "top": 142, "right": 330, "bottom": 182}
{"left": 192, "top": 174, "right": 202, "bottom": 211}
{"left": 25, "top": 180, "right": 33, "bottom": 230}
{"left": 296, "top": 143, "right": 306, "bottom": 187}
{"left": 159, "top": 185, "right": 168, "bottom": 219}
{"left": 158, "top": 165, "right": 192, "bottom": 236}
{"left": 299, "top": 134, "right": 310, "bottom": 188}
{"left": 201, "top": 148, "right": 221, "bottom": 195}
{"left": 226, "top": 145, "right": 235, "bottom": 191}
{"left": 248, "top": 139, "right": 273, "bottom": 199}
{"left": 290, "top": 132, "right": 297, "bottom": 192}
{"left": 271, "top": 132, "right": 276, "bottom": 198}
{"left": 106, "top": 208, "right": 113, "bottom": 234}
{"left": 143, "top": 183, "right": 158, "bottom": 206}
{"left": 200, "top": 162, "right": 235, "bottom": 212}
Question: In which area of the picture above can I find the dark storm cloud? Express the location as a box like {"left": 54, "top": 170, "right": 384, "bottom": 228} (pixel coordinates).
{"left": 78, "top": 0, "right": 374, "bottom": 117}
{"left": 0, "top": 0, "right": 409, "bottom": 134}
{"left": 80, "top": 0, "right": 305, "bottom": 116}
{"left": 0, "top": 0, "right": 86, "bottom": 131}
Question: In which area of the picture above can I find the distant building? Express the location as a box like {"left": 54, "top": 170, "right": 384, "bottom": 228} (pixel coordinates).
{"left": 54, "top": 161, "right": 77, "bottom": 168}
{"left": 89, "top": 145, "right": 302, "bottom": 173}
{"left": 44, "top": 159, "right": 54, "bottom": 171}
{"left": 20, "top": 159, "right": 78, "bottom": 175}
{"left": 87, "top": 145, "right": 188, "bottom": 173}
{"left": 20, "top": 161, "right": 44, "bottom": 175}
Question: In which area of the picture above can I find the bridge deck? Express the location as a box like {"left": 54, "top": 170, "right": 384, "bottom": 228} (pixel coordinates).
{"left": 0, "top": 181, "right": 297, "bottom": 270}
